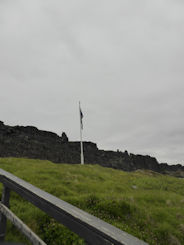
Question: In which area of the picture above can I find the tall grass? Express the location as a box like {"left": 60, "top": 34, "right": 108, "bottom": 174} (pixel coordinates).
{"left": 0, "top": 158, "right": 184, "bottom": 245}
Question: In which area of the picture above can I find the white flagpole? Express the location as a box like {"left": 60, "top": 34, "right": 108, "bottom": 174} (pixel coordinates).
{"left": 79, "top": 101, "right": 84, "bottom": 165}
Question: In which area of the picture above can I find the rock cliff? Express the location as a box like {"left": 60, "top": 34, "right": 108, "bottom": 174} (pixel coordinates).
{"left": 0, "top": 121, "right": 183, "bottom": 177}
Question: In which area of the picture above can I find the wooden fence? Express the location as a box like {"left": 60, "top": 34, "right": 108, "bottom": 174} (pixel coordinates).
{"left": 0, "top": 168, "right": 147, "bottom": 245}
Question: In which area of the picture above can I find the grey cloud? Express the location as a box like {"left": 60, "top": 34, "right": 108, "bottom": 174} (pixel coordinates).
{"left": 0, "top": 0, "right": 184, "bottom": 165}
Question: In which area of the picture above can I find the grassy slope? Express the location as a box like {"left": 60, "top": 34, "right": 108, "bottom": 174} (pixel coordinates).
{"left": 0, "top": 158, "right": 184, "bottom": 245}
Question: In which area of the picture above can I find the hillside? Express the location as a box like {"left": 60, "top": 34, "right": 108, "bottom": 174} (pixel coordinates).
{"left": 0, "top": 121, "right": 184, "bottom": 177}
{"left": 0, "top": 158, "right": 184, "bottom": 245}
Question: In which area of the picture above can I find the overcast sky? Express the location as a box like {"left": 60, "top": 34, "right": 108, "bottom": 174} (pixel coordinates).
{"left": 0, "top": 0, "right": 184, "bottom": 165}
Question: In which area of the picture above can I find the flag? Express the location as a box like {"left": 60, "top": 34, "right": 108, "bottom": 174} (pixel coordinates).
{"left": 79, "top": 104, "right": 83, "bottom": 130}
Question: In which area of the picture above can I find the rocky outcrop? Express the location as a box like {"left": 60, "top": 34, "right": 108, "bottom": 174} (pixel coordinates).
{"left": 61, "top": 132, "right": 69, "bottom": 142}
{"left": 0, "top": 121, "right": 183, "bottom": 177}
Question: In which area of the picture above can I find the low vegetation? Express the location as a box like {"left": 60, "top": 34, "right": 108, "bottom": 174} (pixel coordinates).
{"left": 0, "top": 158, "right": 183, "bottom": 245}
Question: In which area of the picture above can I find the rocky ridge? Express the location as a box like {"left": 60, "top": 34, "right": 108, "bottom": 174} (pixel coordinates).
{"left": 0, "top": 121, "right": 183, "bottom": 177}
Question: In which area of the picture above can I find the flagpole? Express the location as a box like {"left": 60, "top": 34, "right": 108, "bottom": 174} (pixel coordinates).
{"left": 79, "top": 102, "right": 84, "bottom": 165}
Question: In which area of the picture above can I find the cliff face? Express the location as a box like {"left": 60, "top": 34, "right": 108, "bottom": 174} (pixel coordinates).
{"left": 0, "top": 121, "right": 184, "bottom": 177}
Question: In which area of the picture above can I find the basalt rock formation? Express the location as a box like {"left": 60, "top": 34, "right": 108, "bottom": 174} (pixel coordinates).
{"left": 0, "top": 121, "right": 184, "bottom": 177}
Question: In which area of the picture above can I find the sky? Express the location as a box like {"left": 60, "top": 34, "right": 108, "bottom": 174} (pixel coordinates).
{"left": 0, "top": 0, "right": 184, "bottom": 165}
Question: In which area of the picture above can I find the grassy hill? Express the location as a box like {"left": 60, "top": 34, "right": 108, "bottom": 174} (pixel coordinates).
{"left": 0, "top": 158, "right": 184, "bottom": 245}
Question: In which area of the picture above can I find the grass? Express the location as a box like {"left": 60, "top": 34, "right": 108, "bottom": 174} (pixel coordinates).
{"left": 0, "top": 157, "right": 184, "bottom": 245}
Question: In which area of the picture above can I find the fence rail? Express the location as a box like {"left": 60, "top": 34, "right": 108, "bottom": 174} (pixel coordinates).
{"left": 0, "top": 168, "right": 147, "bottom": 245}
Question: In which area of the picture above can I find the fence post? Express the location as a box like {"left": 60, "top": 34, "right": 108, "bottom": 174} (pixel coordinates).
{"left": 0, "top": 185, "right": 10, "bottom": 241}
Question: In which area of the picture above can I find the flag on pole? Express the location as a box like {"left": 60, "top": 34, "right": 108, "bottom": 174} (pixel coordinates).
{"left": 79, "top": 101, "right": 84, "bottom": 164}
{"left": 80, "top": 105, "right": 83, "bottom": 130}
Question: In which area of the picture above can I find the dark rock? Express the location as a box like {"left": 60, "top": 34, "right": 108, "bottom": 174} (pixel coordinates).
{"left": 61, "top": 132, "right": 69, "bottom": 142}
{"left": 0, "top": 121, "right": 183, "bottom": 177}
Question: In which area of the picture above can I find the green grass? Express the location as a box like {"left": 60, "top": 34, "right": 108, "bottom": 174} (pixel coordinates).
{"left": 0, "top": 158, "right": 184, "bottom": 245}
